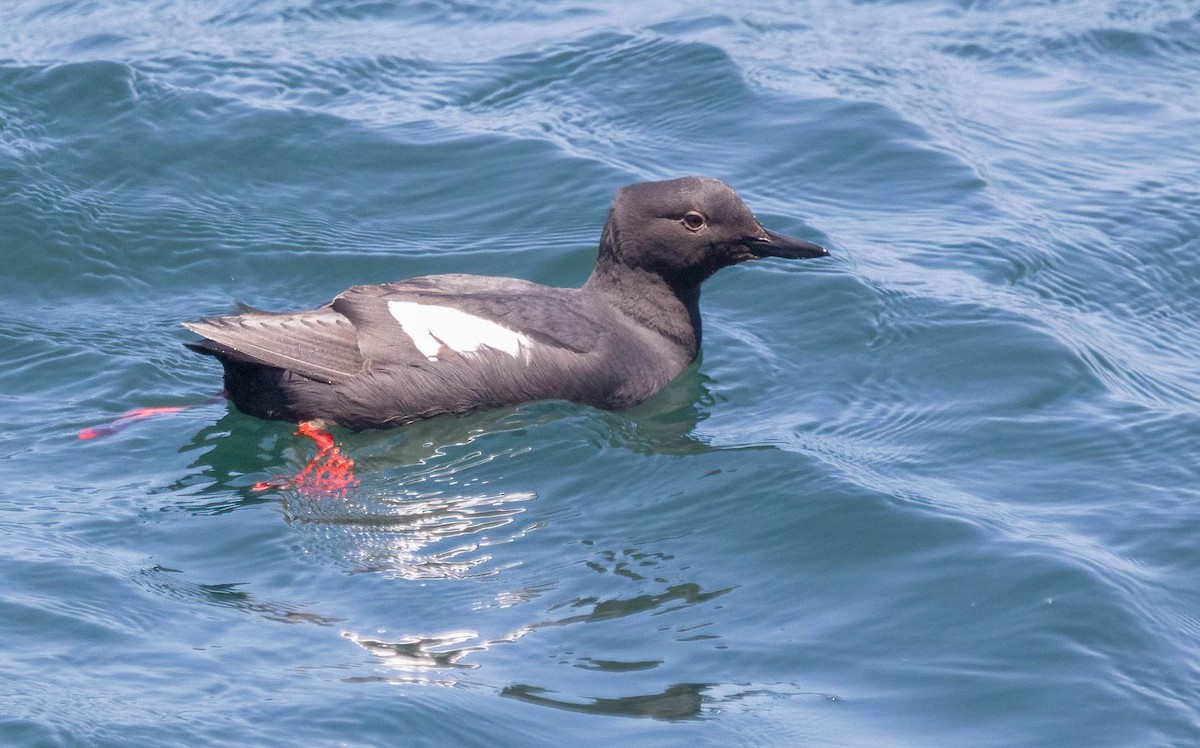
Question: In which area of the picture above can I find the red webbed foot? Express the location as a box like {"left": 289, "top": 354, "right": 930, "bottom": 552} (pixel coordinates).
{"left": 252, "top": 420, "right": 358, "bottom": 496}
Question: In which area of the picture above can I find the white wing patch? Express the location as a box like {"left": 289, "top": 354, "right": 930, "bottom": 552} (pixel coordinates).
{"left": 387, "top": 301, "right": 532, "bottom": 362}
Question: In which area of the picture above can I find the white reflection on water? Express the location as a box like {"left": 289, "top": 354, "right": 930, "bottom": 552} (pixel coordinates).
{"left": 280, "top": 487, "right": 538, "bottom": 580}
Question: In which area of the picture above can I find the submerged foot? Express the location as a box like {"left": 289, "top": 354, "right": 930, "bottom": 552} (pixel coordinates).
{"left": 79, "top": 394, "right": 227, "bottom": 439}
{"left": 252, "top": 420, "right": 358, "bottom": 496}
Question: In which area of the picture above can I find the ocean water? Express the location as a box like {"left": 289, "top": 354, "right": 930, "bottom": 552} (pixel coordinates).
{"left": 2, "top": 0, "right": 1199, "bottom": 745}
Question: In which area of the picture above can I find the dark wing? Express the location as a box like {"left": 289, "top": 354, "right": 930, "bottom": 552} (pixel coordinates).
{"left": 182, "top": 306, "right": 364, "bottom": 384}
{"left": 330, "top": 275, "right": 607, "bottom": 367}
{"left": 183, "top": 274, "right": 608, "bottom": 381}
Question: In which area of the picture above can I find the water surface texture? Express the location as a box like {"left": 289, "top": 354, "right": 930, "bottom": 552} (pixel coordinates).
{"left": 3, "top": 1, "right": 1200, "bottom": 745}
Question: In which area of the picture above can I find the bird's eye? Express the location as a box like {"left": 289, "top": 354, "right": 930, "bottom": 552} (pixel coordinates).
{"left": 682, "top": 211, "right": 706, "bottom": 231}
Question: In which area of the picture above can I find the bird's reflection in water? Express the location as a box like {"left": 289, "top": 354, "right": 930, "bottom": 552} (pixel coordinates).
{"left": 166, "top": 372, "right": 737, "bottom": 716}
{"left": 501, "top": 683, "right": 708, "bottom": 721}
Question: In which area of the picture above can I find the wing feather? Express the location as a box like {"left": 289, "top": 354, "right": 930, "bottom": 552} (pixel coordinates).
{"left": 334, "top": 275, "right": 606, "bottom": 359}
{"left": 184, "top": 275, "right": 610, "bottom": 385}
{"left": 182, "top": 308, "right": 363, "bottom": 384}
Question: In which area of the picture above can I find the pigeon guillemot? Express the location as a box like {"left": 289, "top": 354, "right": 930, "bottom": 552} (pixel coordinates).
{"left": 183, "top": 176, "right": 828, "bottom": 431}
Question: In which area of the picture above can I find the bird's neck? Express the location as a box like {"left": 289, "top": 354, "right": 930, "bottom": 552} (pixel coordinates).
{"left": 583, "top": 227, "right": 703, "bottom": 359}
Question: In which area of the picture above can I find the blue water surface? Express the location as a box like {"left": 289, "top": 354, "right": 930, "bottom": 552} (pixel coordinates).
{"left": 2, "top": 1, "right": 1200, "bottom": 745}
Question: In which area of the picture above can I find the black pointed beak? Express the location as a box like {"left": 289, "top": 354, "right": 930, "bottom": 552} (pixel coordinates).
{"left": 741, "top": 227, "right": 828, "bottom": 259}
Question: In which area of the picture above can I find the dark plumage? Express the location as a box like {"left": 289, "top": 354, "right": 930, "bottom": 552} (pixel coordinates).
{"left": 183, "top": 176, "right": 828, "bottom": 430}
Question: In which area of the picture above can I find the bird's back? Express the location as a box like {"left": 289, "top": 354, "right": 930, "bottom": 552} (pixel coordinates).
{"left": 185, "top": 274, "right": 691, "bottom": 429}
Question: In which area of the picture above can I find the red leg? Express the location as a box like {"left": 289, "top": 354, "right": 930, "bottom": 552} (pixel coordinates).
{"left": 252, "top": 420, "right": 358, "bottom": 496}
{"left": 79, "top": 393, "right": 226, "bottom": 439}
